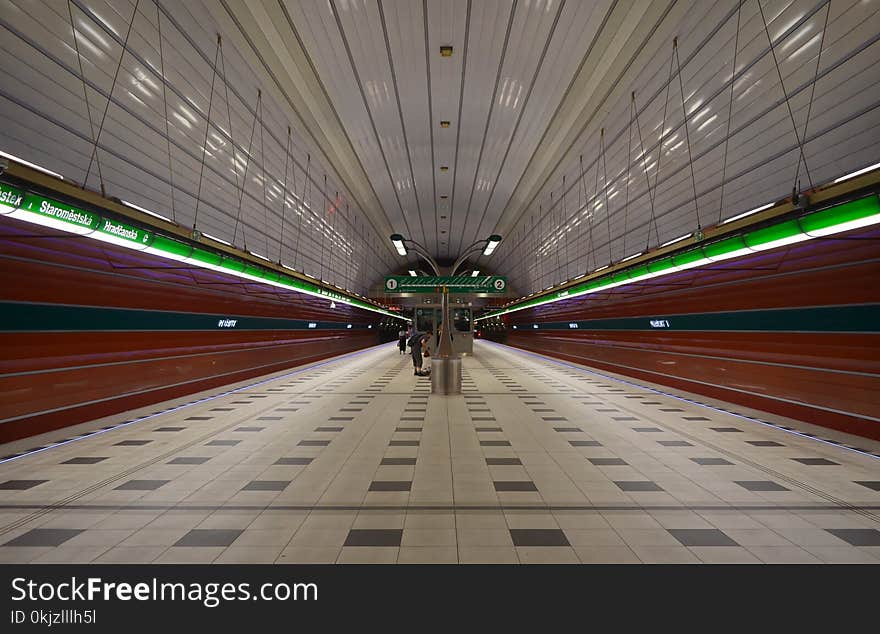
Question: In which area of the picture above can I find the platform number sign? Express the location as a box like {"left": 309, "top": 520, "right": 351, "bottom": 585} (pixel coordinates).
{"left": 383, "top": 275, "right": 508, "bottom": 294}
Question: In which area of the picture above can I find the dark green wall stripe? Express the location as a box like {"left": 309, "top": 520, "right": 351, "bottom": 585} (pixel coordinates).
{"left": 510, "top": 304, "right": 880, "bottom": 333}
{"left": 0, "top": 302, "right": 373, "bottom": 332}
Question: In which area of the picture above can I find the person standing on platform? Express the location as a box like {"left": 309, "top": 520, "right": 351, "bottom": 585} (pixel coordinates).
{"left": 398, "top": 327, "right": 407, "bottom": 354}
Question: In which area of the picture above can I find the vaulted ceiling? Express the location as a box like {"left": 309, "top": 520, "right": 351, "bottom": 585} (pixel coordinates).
{"left": 2, "top": 0, "right": 879, "bottom": 297}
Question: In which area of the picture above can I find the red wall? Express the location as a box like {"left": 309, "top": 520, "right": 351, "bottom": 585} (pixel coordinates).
{"left": 0, "top": 218, "right": 380, "bottom": 443}
{"left": 504, "top": 227, "right": 880, "bottom": 440}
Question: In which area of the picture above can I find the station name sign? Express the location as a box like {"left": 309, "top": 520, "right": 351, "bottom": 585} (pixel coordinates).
{"left": 384, "top": 275, "right": 507, "bottom": 294}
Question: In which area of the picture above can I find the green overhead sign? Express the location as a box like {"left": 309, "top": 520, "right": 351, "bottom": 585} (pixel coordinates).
{"left": 384, "top": 275, "right": 507, "bottom": 294}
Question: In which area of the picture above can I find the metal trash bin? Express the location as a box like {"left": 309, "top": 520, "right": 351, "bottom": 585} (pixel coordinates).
{"left": 431, "top": 356, "right": 462, "bottom": 394}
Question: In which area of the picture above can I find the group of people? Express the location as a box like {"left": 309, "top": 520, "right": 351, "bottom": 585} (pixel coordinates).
{"left": 397, "top": 326, "right": 432, "bottom": 376}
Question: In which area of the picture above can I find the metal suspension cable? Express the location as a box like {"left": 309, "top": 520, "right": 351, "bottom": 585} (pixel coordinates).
{"left": 83, "top": 0, "right": 141, "bottom": 194}
{"left": 632, "top": 92, "right": 661, "bottom": 248}
{"left": 600, "top": 128, "right": 612, "bottom": 264}
{"left": 673, "top": 37, "right": 703, "bottom": 232}
{"left": 623, "top": 93, "right": 635, "bottom": 257}
{"left": 257, "top": 93, "right": 270, "bottom": 257}
{"left": 67, "top": 0, "right": 104, "bottom": 191}
{"left": 794, "top": 0, "right": 831, "bottom": 192}
{"left": 218, "top": 34, "right": 241, "bottom": 214}
{"left": 155, "top": 2, "right": 176, "bottom": 222}
{"left": 231, "top": 90, "right": 261, "bottom": 249}
{"left": 717, "top": 0, "right": 743, "bottom": 224}
{"left": 293, "top": 153, "right": 312, "bottom": 273}
{"left": 278, "top": 127, "right": 291, "bottom": 263}
{"left": 756, "top": 0, "right": 815, "bottom": 190}
{"left": 192, "top": 35, "right": 221, "bottom": 232}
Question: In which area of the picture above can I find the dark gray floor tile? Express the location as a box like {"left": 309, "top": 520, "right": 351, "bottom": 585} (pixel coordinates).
{"left": 734, "top": 480, "right": 790, "bottom": 492}
{"left": 206, "top": 440, "right": 240, "bottom": 446}
{"left": 167, "top": 457, "right": 211, "bottom": 465}
{"left": 613, "top": 417, "right": 638, "bottom": 421}
{"left": 241, "top": 480, "right": 290, "bottom": 491}
{"left": 588, "top": 458, "right": 628, "bottom": 466}
{"left": 258, "top": 417, "right": 283, "bottom": 421}
{"left": 825, "top": 529, "right": 880, "bottom": 546}
{"left": 554, "top": 427, "right": 583, "bottom": 432}
{"left": 3, "top": 528, "right": 83, "bottom": 547}
{"left": 472, "top": 417, "right": 496, "bottom": 421}
{"left": 633, "top": 427, "right": 664, "bottom": 433}
{"left": 299, "top": 440, "right": 331, "bottom": 446}
{"left": 174, "top": 529, "right": 243, "bottom": 547}
{"left": 476, "top": 427, "right": 503, "bottom": 432}
{"left": 615, "top": 481, "right": 664, "bottom": 492}
{"left": 275, "top": 457, "right": 314, "bottom": 465}
{"left": 710, "top": 427, "right": 742, "bottom": 433}
{"left": 381, "top": 457, "right": 417, "bottom": 465}
{"left": 542, "top": 417, "right": 567, "bottom": 421}
{"left": 210, "top": 408, "right": 235, "bottom": 411}
{"left": 396, "top": 427, "right": 423, "bottom": 432}
{"left": 510, "top": 529, "right": 570, "bottom": 547}
{"left": 62, "top": 457, "right": 108, "bottom": 465}
{"left": 114, "top": 440, "right": 152, "bottom": 446}
{"left": 389, "top": 440, "right": 419, "bottom": 446}
{"left": 690, "top": 457, "right": 735, "bottom": 465}
{"left": 685, "top": 416, "right": 712, "bottom": 421}
{"left": 658, "top": 440, "right": 693, "bottom": 447}
{"left": 344, "top": 529, "right": 402, "bottom": 547}
{"left": 747, "top": 441, "right": 784, "bottom": 447}
{"left": 480, "top": 440, "right": 511, "bottom": 446}
{"left": 792, "top": 458, "right": 840, "bottom": 466}
{"left": 154, "top": 427, "right": 184, "bottom": 432}
{"left": 0, "top": 480, "right": 48, "bottom": 490}
{"left": 660, "top": 408, "right": 684, "bottom": 412}
{"left": 669, "top": 529, "right": 739, "bottom": 547}
{"left": 486, "top": 457, "right": 522, "bottom": 465}
{"left": 854, "top": 481, "right": 880, "bottom": 491}
{"left": 369, "top": 481, "right": 412, "bottom": 491}
{"left": 114, "top": 480, "right": 170, "bottom": 491}
{"left": 234, "top": 427, "right": 264, "bottom": 432}
{"left": 494, "top": 481, "right": 538, "bottom": 492}
{"left": 570, "top": 440, "right": 602, "bottom": 447}
{"left": 185, "top": 417, "right": 212, "bottom": 421}
{"left": 314, "top": 427, "right": 344, "bottom": 432}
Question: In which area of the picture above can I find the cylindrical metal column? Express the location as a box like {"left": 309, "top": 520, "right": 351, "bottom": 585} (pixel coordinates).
{"left": 431, "top": 356, "right": 462, "bottom": 394}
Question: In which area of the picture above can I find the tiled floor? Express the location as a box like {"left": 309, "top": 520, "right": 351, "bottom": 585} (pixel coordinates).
{"left": 0, "top": 340, "right": 878, "bottom": 564}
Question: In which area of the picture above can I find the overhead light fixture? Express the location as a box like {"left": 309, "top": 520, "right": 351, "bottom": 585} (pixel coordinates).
{"left": 833, "top": 161, "right": 880, "bottom": 183}
{"left": 722, "top": 202, "right": 773, "bottom": 224}
{"left": 482, "top": 234, "right": 501, "bottom": 256}
{"left": 440, "top": 121, "right": 450, "bottom": 128}
{"left": 121, "top": 199, "right": 171, "bottom": 222}
{"left": 620, "top": 251, "right": 643, "bottom": 262}
{"left": 390, "top": 233, "right": 407, "bottom": 256}
{"left": 408, "top": 270, "right": 417, "bottom": 276}
{"left": 0, "top": 149, "right": 63, "bottom": 180}
{"left": 203, "top": 232, "right": 232, "bottom": 246}
{"left": 660, "top": 232, "right": 692, "bottom": 247}
{"left": 440, "top": 45, "right": 453, "bottom": 57}
{"left": 471, "top": 270, "right": 480, "bottom": 277}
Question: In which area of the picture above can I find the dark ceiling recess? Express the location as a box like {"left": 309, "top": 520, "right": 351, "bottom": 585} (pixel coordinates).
{"left": 440, "top": 45, "right": 453, "bottom": 57}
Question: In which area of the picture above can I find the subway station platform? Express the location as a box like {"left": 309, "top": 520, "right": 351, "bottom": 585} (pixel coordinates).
{"left": 0, "top": 341, "right": 878, "bottom": 564}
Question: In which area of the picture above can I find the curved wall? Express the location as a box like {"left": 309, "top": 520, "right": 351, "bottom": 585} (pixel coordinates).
{"left": 0, "top": 216, "right": 380, "bottom": 443}
{"left": 504, "top": 226, "right": 880, "bottom": 440}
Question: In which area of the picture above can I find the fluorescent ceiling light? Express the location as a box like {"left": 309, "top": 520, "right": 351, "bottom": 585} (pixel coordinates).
{"left": 722, "top": 202, "right": 773, "bottom": 224}
{"left": 620, "top": 251, "right": 643, "bottom": 262}
{"left": 482, "top": 234, "right": 501, "bottom": 256}
{"left": 0, "top": 149, "right": 63, "bottom": 180}
{"left": 250, "top": 252, "right": 269, "bottom": 261}
{"left": 471, "top": 270, "right": 480, "bottom": 277}
{"left": 203, "top": 232, "right": 232, "bottom": 246}
{"left": 594, "top": 265, "right": 609, "bottom": 272}
{"left": 660, "top": 233, "right": 692, "bottom": 247}
{"left": 833, "top": 161, "right": 880, "bottom": 183}
{"left": 390, "top": 234, "right": 407, "bottom": 256}
{"left": 408, "top": 270, "right": 417, "bottom": 276}
{"left": 121, "top": 199, "right": 171, "bottom": 222}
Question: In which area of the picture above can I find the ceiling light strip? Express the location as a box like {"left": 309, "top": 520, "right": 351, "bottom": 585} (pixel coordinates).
{"left": 475, "top": 195, "right": 880, "bottom": 321}
{"left": 0, "top": 182, "right": 404, "bottom": 320}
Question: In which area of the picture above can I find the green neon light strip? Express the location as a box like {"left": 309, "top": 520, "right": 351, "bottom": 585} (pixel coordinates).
{"left": 476, "top": 195, "right": 880, "bottom": 321}
{"left": 0, "top": 182, "right": 403, "bottom": 320}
